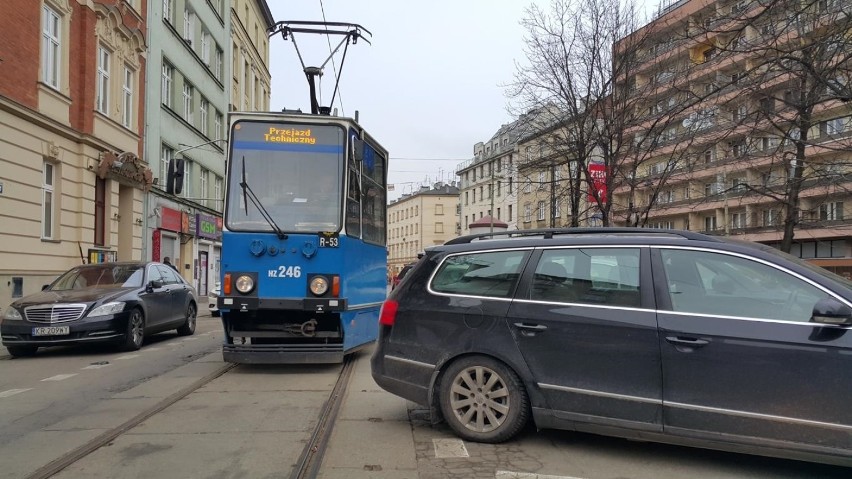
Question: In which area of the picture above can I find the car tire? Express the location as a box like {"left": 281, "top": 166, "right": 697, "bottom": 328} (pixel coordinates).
{"left": 438, "top": 355, "right": 529, "bottom": 443}
{"left": 7, "top": 345, "right": 38, "bottom": 358}
{"left": 122, "top": 308, "right": 145, "bottom": 351}
{"left": 177, "top": 302, "right": 197, "bottom": 336}
{"left": 211, "top": 311, "right": 220, "bottom": 317}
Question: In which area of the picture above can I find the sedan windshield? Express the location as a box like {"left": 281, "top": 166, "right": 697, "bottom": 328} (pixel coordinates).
{"left": 51, "top": 265, "right": 145, "bottom": 290}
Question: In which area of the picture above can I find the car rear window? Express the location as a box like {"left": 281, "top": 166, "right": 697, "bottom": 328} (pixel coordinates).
{"left": 431, "top": 250, "right": 528, "bottom": 298}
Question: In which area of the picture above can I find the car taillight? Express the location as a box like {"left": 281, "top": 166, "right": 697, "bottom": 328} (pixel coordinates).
{"left": 379, "top": 299, "right": 398, "bottom": 326}
{"left": 223, "top": 273, "right": 232, "bottom": 295}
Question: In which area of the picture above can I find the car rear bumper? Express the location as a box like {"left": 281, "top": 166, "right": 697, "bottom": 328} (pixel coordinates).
{"left": 370, "top": 348, "right": 432, "bottom": 406}
{"left": 1, "top": 313, "right": 130, "bottom": 347}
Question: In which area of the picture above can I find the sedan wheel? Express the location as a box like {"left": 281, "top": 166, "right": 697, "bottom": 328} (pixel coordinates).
{"left": 177, "top": 303, "right": 196, "bottom": 336}
{"left": 439, "top": 356, "right": 529, "bottom": 443}
{"left": 122, "top": 308, "right": 145, "bottom": 351}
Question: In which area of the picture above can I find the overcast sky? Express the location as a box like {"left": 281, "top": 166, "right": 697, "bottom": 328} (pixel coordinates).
{"left": 265, "top": 1, "right": 658, "bottom": 202}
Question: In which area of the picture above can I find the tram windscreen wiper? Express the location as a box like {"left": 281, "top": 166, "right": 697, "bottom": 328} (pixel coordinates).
{"left": 239, "top": 156, "right": 288, "bottom": 240}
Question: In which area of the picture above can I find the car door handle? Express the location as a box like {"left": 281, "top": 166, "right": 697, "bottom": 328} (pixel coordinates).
{"left": 665, "top": 336, "right": 709, "bottom": 347}
{"left": 513, "top": 323, "right": 547, "bottom": 331}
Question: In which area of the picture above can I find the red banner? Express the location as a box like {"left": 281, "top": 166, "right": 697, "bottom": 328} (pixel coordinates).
{"left": 152, "top": 229, "right": 161, "bottom": 262}
{"left": 588, "top": 163, "right": 607, "bottom": 203}
{"left": 160, "top": 207, "right": 182, "bottom": 232}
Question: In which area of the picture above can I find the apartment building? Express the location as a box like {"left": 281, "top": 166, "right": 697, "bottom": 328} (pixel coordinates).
{"left": 387, "top": 183, "right": 460, "bottom": 277}
{"left": 0, "top": 0, "right": 149, "bottom": 309}
{"left": 144, "top": 0, "right": 271, "bottom": 295}
{"left": 230, "top": 0, "right": 273, "bottom": 112}
{"left": 612, "top": 0, "right": 852, "bottom": 276}
{"left": 456, "top": 110, "right": 557, "bottom": 235}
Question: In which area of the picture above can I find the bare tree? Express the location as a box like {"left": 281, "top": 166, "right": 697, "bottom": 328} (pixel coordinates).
{"left": 683, "top": 0, "right": 852, "bottom": 251}
{"left": 508, "top": 0, "right": 709, "bottom": 227}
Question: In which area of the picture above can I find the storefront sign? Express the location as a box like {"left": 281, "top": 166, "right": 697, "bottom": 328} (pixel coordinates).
{"left": 160, "top": 207, "right": 182, "bottom": 232}
{"left": 88, "top": 249, "right": 117, "bottom": 264}
{"left": 588, "top": 163, "right": 608, "bottom": 203}
{"left": 196, "top": 214, "right": 220, "bottom": 240}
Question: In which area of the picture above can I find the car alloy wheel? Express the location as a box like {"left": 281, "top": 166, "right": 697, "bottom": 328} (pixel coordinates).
{"left": 177, "top": 303, "right": 196, "bottom": 336}
{"left": 439, "top": 355, "right": 529, "bottom": 443}
{"left": 123, "top": 308, "right": 145, "bottom": 351}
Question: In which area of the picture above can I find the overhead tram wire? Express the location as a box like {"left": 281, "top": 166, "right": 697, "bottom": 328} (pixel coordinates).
{"left": 319, "top": 0, "right": 344, "bottom": 116}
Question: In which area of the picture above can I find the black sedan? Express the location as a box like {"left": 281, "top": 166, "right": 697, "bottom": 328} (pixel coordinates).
{"left": 1, "top": 261, "right": 198, "bottom": 357}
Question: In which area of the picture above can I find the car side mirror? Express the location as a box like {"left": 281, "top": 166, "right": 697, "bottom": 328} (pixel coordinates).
{"left": 147, "top": 280, "right": 163, "bottom": 293}
{"left": 811, "top": 297, "right": 852, "bottom": 325}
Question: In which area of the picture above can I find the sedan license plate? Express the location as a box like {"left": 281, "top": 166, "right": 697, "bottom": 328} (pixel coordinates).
{"left": 32, "top": 326, "right": 70, "bottom": 336}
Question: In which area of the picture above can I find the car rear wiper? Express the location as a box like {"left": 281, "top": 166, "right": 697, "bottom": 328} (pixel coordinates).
{"left": 239, "top": 156, "right": 288, "bottom": 240}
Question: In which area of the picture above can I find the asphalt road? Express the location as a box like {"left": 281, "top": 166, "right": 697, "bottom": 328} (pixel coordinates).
{"left": 1, "top": 311, "right": 848, "bottom": 478}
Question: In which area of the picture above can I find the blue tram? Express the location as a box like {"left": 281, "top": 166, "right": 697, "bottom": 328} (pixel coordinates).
{"left": 217, "top": 112, "right": 388, "bottom": 363}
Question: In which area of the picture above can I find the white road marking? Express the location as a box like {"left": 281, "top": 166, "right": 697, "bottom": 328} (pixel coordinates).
{"left": 115, "top": 354, "right": 140, "bottom": 360}
{"left": 181, "top": 337, "right": 198, "bottom": 341}
{"left": 433, "top": 438, "right": 469, "bottom": 458}
{"left": 0, "top": 388, "right": 32, "bottom": 398}
{"left": 41, "top": 374, "right": 78, "bottom": 382}
{"left": 144, "top": 348, "right": 161, "bottom": 352}
{"left": 82, "top": 364, "right": 111, "bottom": 370}
{"left": 496, "top": 472, "right": 585, "bottom": 479}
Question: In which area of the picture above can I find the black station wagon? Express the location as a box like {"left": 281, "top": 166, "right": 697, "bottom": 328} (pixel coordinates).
{"left": 371, "top": 228, "right": 852, "bottom": 466}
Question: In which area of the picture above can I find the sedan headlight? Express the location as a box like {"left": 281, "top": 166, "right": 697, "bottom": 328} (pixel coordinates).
{"left": 235, "top": 275, "right": 254, "bottom": 294}
{"left": 2, "top": 307, "right": 22, "bottom": 321}
{"left": 87, "top": 302, "right": 126, "bottom": 318}
{"left": 309, "top": 276, "right": 329, "bottom": 296}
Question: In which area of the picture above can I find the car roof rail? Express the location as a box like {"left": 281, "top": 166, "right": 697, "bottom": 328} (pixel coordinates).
{"left": 444, "top": 227, "right": 720, "bottom": 245}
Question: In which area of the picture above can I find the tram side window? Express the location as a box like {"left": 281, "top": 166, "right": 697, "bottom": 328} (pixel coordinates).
{"left": 362, "top": 145, "right": 386, "bottom": 245}
{"left": 346, "top": 166, "right": 361, "bottom": 237}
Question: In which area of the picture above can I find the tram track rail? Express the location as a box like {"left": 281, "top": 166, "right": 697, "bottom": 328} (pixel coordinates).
{"left": 290, "top": 354, "right": 356, "bottom": 479}
{"left": 24, "top": 362, "right": 237, "bottom": 479}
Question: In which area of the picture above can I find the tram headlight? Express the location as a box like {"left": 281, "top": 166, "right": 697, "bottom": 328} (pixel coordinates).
{"left": 235, "top": 275, "right": 255, "bottom": 294}
{"left": 309, "top": 276, "right": 329, "bottom": 296}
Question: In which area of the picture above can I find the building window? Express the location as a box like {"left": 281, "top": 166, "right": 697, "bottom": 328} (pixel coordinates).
{"left": 435, "top": 204, "right": 443, "bottom": 215}
{"left": 820, "top": 202, "right": 844, "bottom": 221}
{"left": 94, "top": 177, "right": 106, "bottom": 245}
{"left": 160, "top": 145, "right": 173, "bottom": 185}
{"left": 163, "top": 0, "right": 173, "bottom": 22}
{"left": 763, "top": 209, "right": 779, "bottom": 227}
{"left": 183, "top": 82, "right": 194, "bottom": 123}
{"left": 215, "top": 112, "right": 223, "bottom": 139}
{"left": 200, "top": 99, "right": 209, "bottom": 136}
{"left": 435, "top": 222, "right": 444, "bottom": 234}
{"left": 42, "top": 5, "right": 61, "bottom": 89}
{"left": 215, "top": 176, "right": 223, "bottom": 207}
{"left": 704, "top": 215, "right": 717, "bottom": 232}
{"left": 12, "top": 277, "right": 23, "bottom": 298}
{"left": 465, "top": 191, "right": 469, "bottom": 205}
{"left": 523, "top": 179, "right": 532, "bottom": 193}
{"left": 182, "top": 160, "right": 191, "bottom": 197}
{"left": 162, "top": 62, "right": 173, "bottom": 107}
{"left": 508, "top": 205, "right": 513, "bottom": 221}
{"left": 42, "top": 161, "right": 55, "bottom": 239}
{"left": 538, "top": 171, "right": 546, "bottom": 189}
{"left": 96, "top": 46, "right": 110, "bottom": 114}
{"left": 509, "top": 177, "right": 513, "bottom": 194}
{"left": 731, "top": 212, "right": 746, "bottom": 229}
{"left": 537, "top": 201, "right": 546, "bottom": 220}
{"left": 215, "top": 47, "right": 223, "bottom": 80}
{"left": 201, "top": 31, "right": 210, "bottom": 64}
{"left": 524, "top": 203, "right": 531, "bottom": 222}
{"left": 183, "top": 9, "right": 194, "bottom": 43}
{"left": 122, "top": 66, "right": 133, "bottom": 128}
{"left": 200, "top": 167, "right": 209, "bottom": 207}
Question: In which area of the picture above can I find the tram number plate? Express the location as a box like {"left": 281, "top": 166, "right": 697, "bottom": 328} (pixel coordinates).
{"left": 33, "top": 326, "right": 70, "bottom": 336}
{"left": 319, "top": 233, "right": 339, "bottom": 248}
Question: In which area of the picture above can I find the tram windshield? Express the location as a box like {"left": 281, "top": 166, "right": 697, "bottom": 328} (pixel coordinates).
{"left": 226, "top": 121, "right": 345, "bottom": 233}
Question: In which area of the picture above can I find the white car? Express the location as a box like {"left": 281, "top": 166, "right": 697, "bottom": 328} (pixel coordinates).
{"left": 208, "top": 282, "right": 220, "bottom": 317}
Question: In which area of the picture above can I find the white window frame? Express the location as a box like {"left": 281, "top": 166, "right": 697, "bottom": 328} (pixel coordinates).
{"left": 524, "top": 203, "right": 531, "bottom": 222}
{"left": 160, "top": 145, "right": 173, "bottom": 186}
{"left": 122, "top": 65, "right": 133, "bottom": 128}
{"left": 162, "top": 62, "right": 173, "bottom": 107}
{"left": 183, "top": 82, "right": 194, "bottom": 123}
{"left": 201, "top": 32, "right": 210, "bottom": 63}
{"left": 182, "top": 160, "right": 191, "bottom": 197}
{"left": 215, "top": 112, "right": 222, "bottom": 139}
{"left": 42, "top": 5, "right": 61, "bottom": 89}
{"left": 183, "top": 9, "right": 194, "bottom": 43}
{"left": 42, "top": 161, "right": 56, "bottom": 239}
{"left": 163, "top": 0, "right": 172, "bottom": 22}
{"left": 215, "top": 48, "right": 223, "bottom": 80}
{"left": 538, "top": 171, "right": 546, "bottom": 190}
{"left": 200, "top": 98, "right": 209, "bottom": 136}
{"left": 537, "top": 201, "right": 546, "bottom": 221}
{"left": 96, "top": 46, "right": 111, "bottom": 114}
{"left": 820, "top": 202, "right": 844, "bottom": 221}
{"left": 200, "top": 167, "right": 209, "bottom": 207}
{"left": 214, "top": 176, "right": 223, "bottom": 208}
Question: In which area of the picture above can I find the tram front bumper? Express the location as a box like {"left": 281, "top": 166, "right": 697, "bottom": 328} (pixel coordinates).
{"left": 217, "top": 297, "right": 347, "bottom": 313}
{"left": 223, "top": 343, "right": 344, "bottom": 364}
